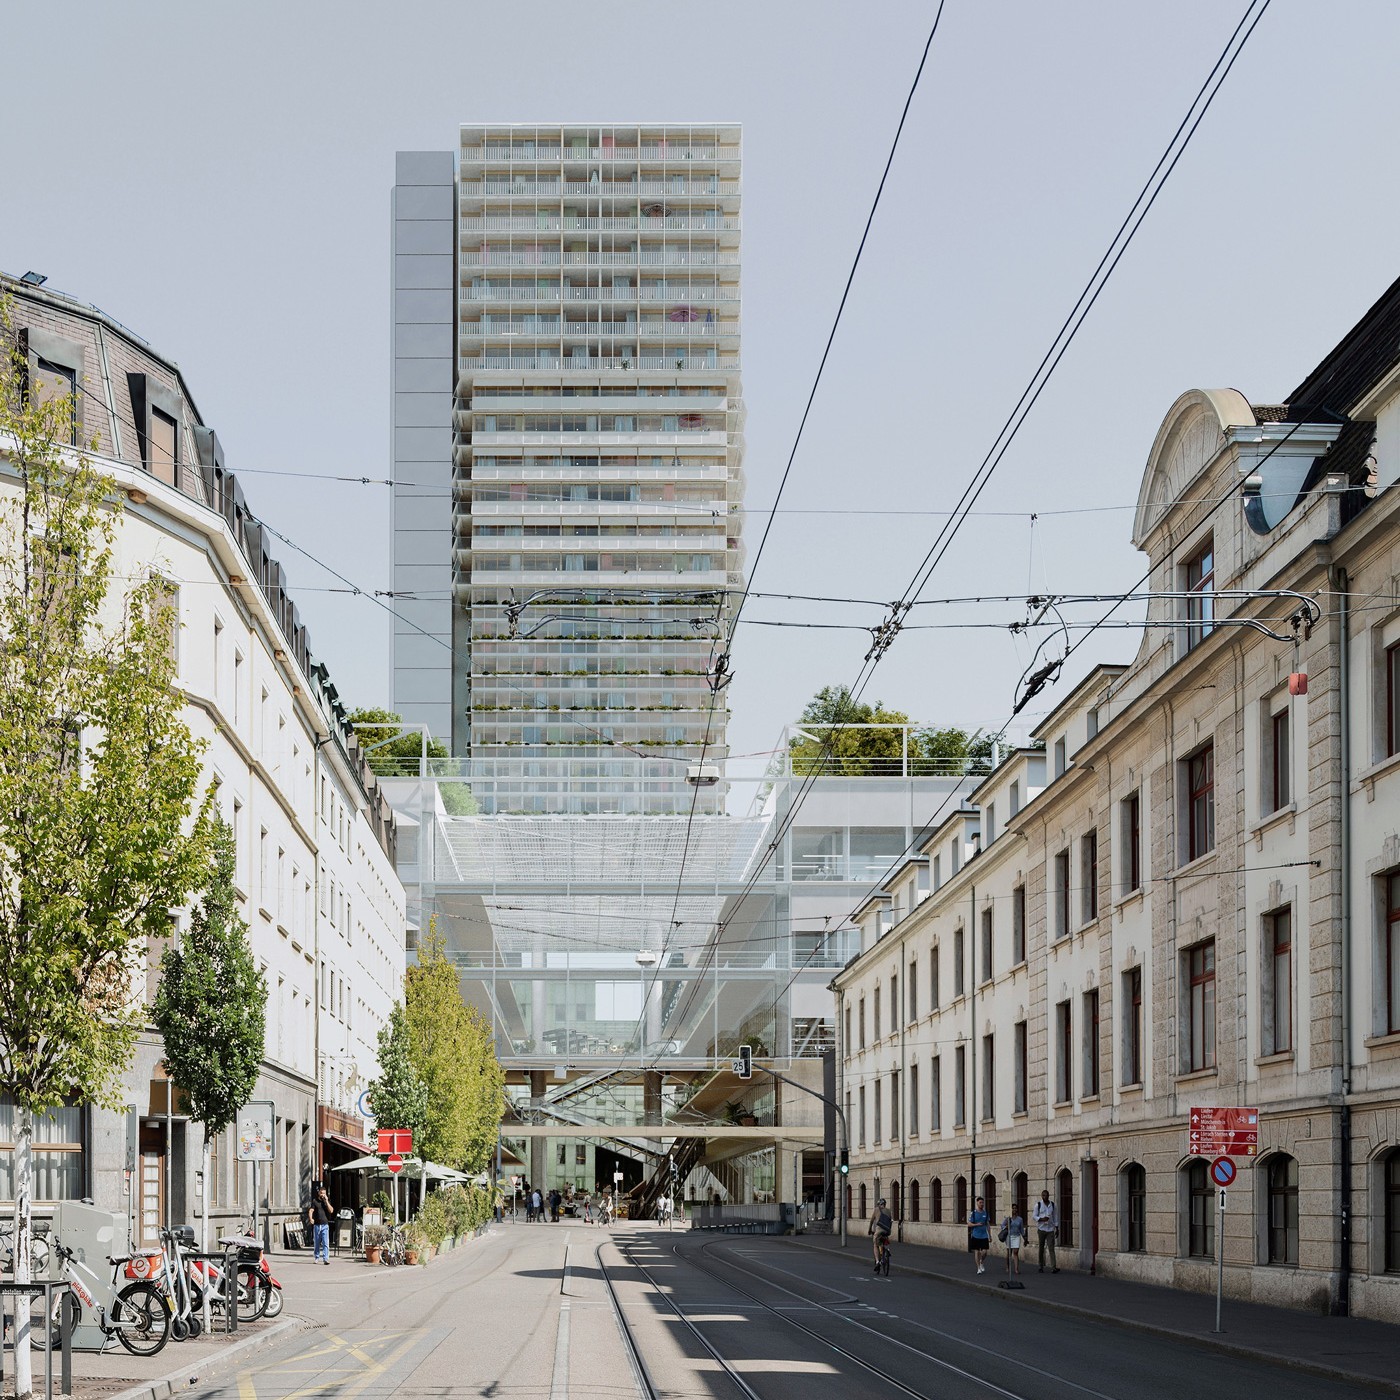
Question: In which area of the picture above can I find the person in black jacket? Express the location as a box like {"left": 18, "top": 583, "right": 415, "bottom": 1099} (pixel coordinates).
{"left": 306, "top": 1182, "right": 334, "bottom": 1264}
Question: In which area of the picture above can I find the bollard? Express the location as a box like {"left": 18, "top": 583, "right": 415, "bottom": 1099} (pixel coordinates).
{"left": 58, "top": 1286, "right": 74, "bottom": 1400}
{"left": 224, "top": 1244, "right": 239, "bottom": 1334}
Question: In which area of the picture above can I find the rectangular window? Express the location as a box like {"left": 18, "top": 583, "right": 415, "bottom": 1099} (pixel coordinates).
{"left": 1187, "top": 744, "right": 1215, "bottom": 862}
{"left": 35, "top": 357, "right": 78, "bottom": 445}
{"left": 980, "top": 907, "right": 993, "bottom": 984}
{"left": 1187, "top": 940, "right": 1217, "bottom": 1071}
{"left": 1054, "top": 849, "right": 1071, "bottom": 938}
{"left": 1188, "top": 1161, "right": 1215, "bottom": 1258}
{"left": 1082, "top": 830, "right": 1099, "bottom": 922}
{"left": 1184, "top": 537, "right": 1214, "bottom": 650}
{"left": 985, "top": 801, "right": 996, "bottom": 846}
{"left": 1124, "top": 967, "right": 1144, "bottom": 1085}
{"left": 1267, "top": 908, "right": 1293, "bottom": 1054}
{"left": 1014, "top": 1020, "right": 1028, "bottom": 1113}
{"left": 1123, "top": 791, "right": 1142, "bottom": 893}
{"left": 0, "top": 1096, "right": 84, "bottom": 1202}
{"left": 1055, "top": 1000, "right": 1072, "bottom": 1103}
{"left": 909, "top": 1062, "right": 919, "bottom": 1137}
{"left": 982, "top": 1033, "right": 995, "bottom": 1121}
{"left": 953, "top": 927, "right": 965, "bottom": 997}
{"left": 1388, "top": 643, "right": 1400, "bottom": 759}
{"left": 890, "top": 973, "right": 898, "bottom": 1028}
{"left": 954, "top": 1047, "right": 966, "bottom": 1127}
{"left": 873, "top": 1079, "right": 882, "bottom": 1144}
{"left": 1009, "top": 780, "right": 1021, "bottom": 817}
{"left": 873, "top": 986, "right": 881, "bottom": 1041}
{"left": 890, "top": 1070, "right": 900, "bottom": 1140}
{"left": 1054, "top": 737, "right": 1067, "bottom": 778}
{"left": 844, "top": 1005, "right": 851, "bottom": 1054}
{"left": 930, "top": 946, "right": 940, "bottom": 1009}
{"left": 930, "top": 1055, "right": 941, "bottom": 1132}
{"left": 859, "top": 1085, "right": 867, "bottom": 1146}
{"left": 1083, "top": 989, "right": 1101, "bottom": 1098}
{"left": 859, "top": 998, "right": 866, "bottom": 1049}
{"left": 150, "top": 406, "right": 178, "bottom": 485}
{"left": 908, "top": 961, "right": 917, "bottom": 1021}
{"left": 1386, "top": 873, "right": 1400, "bottom": 1035}
{"left": 1012, "top": 886, "right": 1026, "bottom": 964}
{"left": 1270, "top": 707, "right": 1291, "bottom": 812}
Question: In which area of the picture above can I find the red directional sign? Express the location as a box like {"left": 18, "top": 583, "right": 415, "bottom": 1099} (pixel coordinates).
{"left": 386, "top": 1154, "right": 404, "bottom": 1175}
{"left": 375, "top": 1128, "right": 413, "bottom": 1156}
{"left": 1189, "top": 1107, "right": 1258, "bottom": 1158}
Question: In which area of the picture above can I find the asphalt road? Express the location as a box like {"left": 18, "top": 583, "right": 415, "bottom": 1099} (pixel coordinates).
{"left": 179, "top": 1224, "right": 1380, "bottom": 1400}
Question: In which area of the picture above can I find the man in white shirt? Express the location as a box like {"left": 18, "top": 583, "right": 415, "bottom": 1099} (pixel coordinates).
{"left": 1033, "top": 1189, "right": 1060, "bottom": 1273}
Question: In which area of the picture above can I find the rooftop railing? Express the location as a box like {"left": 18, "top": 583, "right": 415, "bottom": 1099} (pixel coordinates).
{"left": 463, "top": 179, "right": 738, "bottom": 198}
{"left": 460, "top": 215, "right": 738, "bottom": 233}
{"left": 462, "top": 251, "right": 739, "bottom": 268}
{"left": 462, "top": 144, "right": 739, "bottom": 162}
{"left": 460, "top": 354, "right": 737, "bottom": 372}
{"left": 460, "top": 284, "right": 736, "bottom": 303}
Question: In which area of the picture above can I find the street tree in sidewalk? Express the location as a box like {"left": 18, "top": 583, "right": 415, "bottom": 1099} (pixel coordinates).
{"left": 403, "top": 924, "right": 505, "bottom": 1176}
{"left": 151, "top": 816, "right": 266, "bottom": 1324}
{"left": 368, "top": 1002, "right": 428, "bottom": 1220}
{"left": 0, "top": 306, "right": 214, "bottom": 1395}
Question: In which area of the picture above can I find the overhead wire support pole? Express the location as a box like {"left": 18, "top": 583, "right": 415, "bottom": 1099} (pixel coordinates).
{"left": 757, "top": 1064, "right": 849, "bottom": 1251}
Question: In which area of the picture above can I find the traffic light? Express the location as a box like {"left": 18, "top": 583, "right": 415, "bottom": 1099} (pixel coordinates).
{"left": 838, "top": 1148, "right": 850, "bottom": 1176}
{"left": 736, "top": 1044, "right": 752, "bottom": 1080}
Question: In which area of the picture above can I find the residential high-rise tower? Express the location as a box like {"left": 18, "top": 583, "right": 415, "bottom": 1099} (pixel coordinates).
{"left": 392, "top": 125, "right": 744, "bottom": 811}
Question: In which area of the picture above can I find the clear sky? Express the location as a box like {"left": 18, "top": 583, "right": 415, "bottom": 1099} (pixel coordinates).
{"left": 4, "top": 0, "right": 1398, "bottom": 767}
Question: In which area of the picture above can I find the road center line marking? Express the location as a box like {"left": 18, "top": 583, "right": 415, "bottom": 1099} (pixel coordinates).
{"left": 550, "top": 1299, "right": 571, "bottom": 1400}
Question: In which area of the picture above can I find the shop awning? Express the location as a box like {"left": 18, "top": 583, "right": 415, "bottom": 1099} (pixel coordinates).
{"left": 322, "top": 1131, "right": 373, "bottom": 1154}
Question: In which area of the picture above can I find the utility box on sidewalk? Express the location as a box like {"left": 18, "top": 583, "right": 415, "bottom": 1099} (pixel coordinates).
{"left": 52, "top": 1201, "right": 127, "bottom": 1351}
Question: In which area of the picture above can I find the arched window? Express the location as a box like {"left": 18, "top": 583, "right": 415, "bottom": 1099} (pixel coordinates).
{"left": 1385, "top": 1150, "right": 1400, "bottom": 1274}
{"left": 1057, "top": 1168, "right": 1075, "bottom": 1249}
{"left": 892, "top": 1180, "right": 902, "bottom": 1221}
{"left": 845, "top": 1183, "right": 853, "bottom": 1221}
{"left": 932, "top": 1177, "right": 944, "bottom": 1223}
{"left": 911, "top": 1180, "right": 921, "bottom": 1222}
{"left": 1266, "top": 1155, "right": 1298, "bottom": 1265}
{"left": 955, "top": 1175, "right": 968, "bottom": 1224}
{"left": 1123, "top": 1163, "right": 1146, "bottom": 1252}
{"left": 859, "top": 1182, "right": 868, "bottom": 1220}
{"left": 1013, "top": 1171, "right": 1029, "bottom": 1223}
{"left": 982, "top": 1173, "right": 997, "bottom": 1224}
{"left": 1186, "top": 1159, "right": 1214, "bottom": 1258}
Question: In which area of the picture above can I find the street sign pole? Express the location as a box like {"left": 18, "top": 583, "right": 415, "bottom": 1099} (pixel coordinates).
{"left": 1215, "top": 1188, "right": 1226, "bottom": 1333}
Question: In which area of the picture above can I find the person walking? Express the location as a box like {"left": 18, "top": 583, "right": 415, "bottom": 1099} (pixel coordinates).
{"left": 1034, "top": 1189, "right": 1060, "bottom": 1272}
{"left": 968, "top": 1195, "right": 991, "bottom": 1274}
{"left": 581, "top": 1192, "right": 593, "bottom": 1224}
{"left": 531, "top": 1187, "right": 543, "bottom": 1222}
{"left": 1001, "top": 1201, "right": 1025, "bottom": 1276}
{"left": 306, "top": 1182, "right": 334, "bottom": 1266}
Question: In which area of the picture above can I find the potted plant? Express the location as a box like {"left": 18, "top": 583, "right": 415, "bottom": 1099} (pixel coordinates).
{"left": 362, "top": 1223, "right": 388, "bottom": 1265}
{"left": 402, "top": 1220, "right": 424, "bottom": 1266}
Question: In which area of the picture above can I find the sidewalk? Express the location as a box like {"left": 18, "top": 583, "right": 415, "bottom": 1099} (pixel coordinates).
{"left": 786, "top": 1231, "right": 1400, "bottom": 1393}
{"left": 52, "top": 1246, "right": 408, "bottom": 1400}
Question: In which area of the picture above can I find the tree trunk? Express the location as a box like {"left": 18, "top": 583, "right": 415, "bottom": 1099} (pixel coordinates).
{"left": 13, "top": 1107, "right": 34, "bottom": 1399}
{"left": 200, "top": 1132, "right": 212, "bottom": 1333}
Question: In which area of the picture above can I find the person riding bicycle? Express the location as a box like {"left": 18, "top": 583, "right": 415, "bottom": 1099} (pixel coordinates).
{"left": 869, "top": 1198, "right": 893, "bottom": 1271}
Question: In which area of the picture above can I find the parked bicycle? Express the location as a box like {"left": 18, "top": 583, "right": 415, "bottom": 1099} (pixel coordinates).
{"left": 0, "top": 1226, "right": 52, "bottom": 1278}
{"left": 379, "top": 1224, "right": 407, "bottom": 1267}
{"left": 45, "top": 1242, "right": 171, "bottom": 1356}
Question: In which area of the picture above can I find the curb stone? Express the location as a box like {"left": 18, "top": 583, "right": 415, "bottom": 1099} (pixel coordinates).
{"left": 97, "top": 1316, "right": 307, "bottom": 1400}
{"left": 781, "top": 1236, "right": 1400, "bottom": 1398}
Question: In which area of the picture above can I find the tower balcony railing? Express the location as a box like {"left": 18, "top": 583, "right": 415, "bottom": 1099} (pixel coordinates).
{"left": 462, "top": 178, "right": 739, "bottom": 198}
{"left": 460, "top": 215, "right": 739, "bottom": 234}
{"left": 460, "top": 353, "right": 738, "bottom": 373}
{"left": 460, "top": 319, "right": 739, "bottom": 339}
{"left": 461, "top": 251, "right": 739, "bottom": 269}
{"left": 462, "top": 144, "right": 738, "bottom": 163}
{"left": 459, "top": 284, "right": 737, "bottom": 304}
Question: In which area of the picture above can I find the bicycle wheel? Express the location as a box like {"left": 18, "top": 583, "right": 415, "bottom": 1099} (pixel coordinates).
{"left": 235, "top": 1265, "right": 270, "bottom": 1322}
{"left": 880, "top": 1247, "right": 891, "bottom": 1277}
{"left": 261, "top": 1282, "right": 284, "bottom": 1319}
{"left": 112, "top": 1282, "right": 171, "bottom": 1357}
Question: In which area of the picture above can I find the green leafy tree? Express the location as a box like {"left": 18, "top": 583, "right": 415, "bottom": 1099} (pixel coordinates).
{"left": 152, "top": 817, "right": 266, "bottom": 1290}
{"left": 347, "top": 706, "right": 477, "bottom": 815}
{"left": 367, "top": 1003, "right": 429, "bottom": 1223}
{"left": 403, "top": 924, "right": 505, "bottom": 1173}
{"left": 788, "top": 685, "right": 913, "bottom": 775}
{"left": 913, "top": 726, "right": 1002, "bottom": 775}
{"left": 0, "top": 305, "right": 214, "bottom": 1389}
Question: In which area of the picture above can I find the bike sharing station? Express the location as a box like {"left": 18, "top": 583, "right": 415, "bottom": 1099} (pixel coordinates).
{"left": 1188, "top": 1106, "right": 1260, "bottom": 1333}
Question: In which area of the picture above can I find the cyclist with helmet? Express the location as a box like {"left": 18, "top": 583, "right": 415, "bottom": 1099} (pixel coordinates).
{"left": 869, "top": 1197, "right": 893, "bottom": 1272}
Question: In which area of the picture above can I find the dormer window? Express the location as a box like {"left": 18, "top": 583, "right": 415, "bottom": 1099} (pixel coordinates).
{"left": 1183, "top": 536, "right": 1215, "bottom": 651}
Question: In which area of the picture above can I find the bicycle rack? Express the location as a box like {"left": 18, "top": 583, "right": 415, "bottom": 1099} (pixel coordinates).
{"left": 0, "top": 1280, "right": 74, "bottom": 1400}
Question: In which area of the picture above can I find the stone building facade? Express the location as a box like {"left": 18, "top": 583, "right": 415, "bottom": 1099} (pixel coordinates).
{"left": 1, "top": 272, "right": 406, "bottom": 1248}
{"left": 835, "top": 277, "right": 1400, "bottom": 1321}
